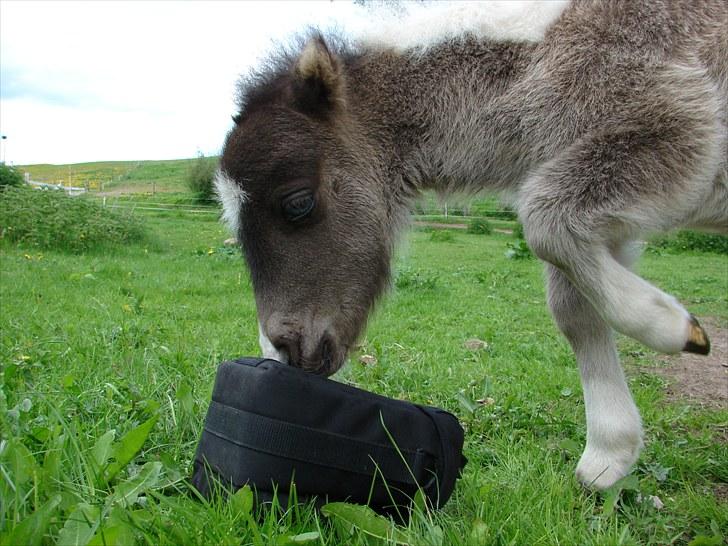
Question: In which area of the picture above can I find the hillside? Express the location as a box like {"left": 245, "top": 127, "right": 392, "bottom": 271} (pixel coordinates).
{"left": 17, "top": 157, "right": 214, "bottom": 193}
{"left": 15, "top": 158, "right": 516, "bottom": 220}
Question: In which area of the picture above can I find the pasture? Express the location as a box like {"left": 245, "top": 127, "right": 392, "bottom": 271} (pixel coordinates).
{"left": 18, "top": 159, "right": 195, "bottom": 194}
{"left": 1, "top": 202, "right": 726, "bottom": 545}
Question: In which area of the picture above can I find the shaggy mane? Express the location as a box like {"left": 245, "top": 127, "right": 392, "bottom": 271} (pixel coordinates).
{"left": 235, "top": 2, "right": 571, "bottom": 117}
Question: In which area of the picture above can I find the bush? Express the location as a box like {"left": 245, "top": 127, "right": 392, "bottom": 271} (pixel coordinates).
{"left": 0, "top": 186, "right": 146, "bottom": 252}
{"left": 0, "top": 164, "right": 24, "bottom": 188}
{"left": 186, "top": 153, "right": 218, "bottom": 203}
{"left": 505, "top": 239, "right": 533, "bottom": 260}
{"left": 649, "top": 230, "right": 728, "bottom": 255}
{"left": 394, "top": 267, "right": 439, "bottom": 290}
{"left": 512, "top": 222, "right": 525, "bottom": 239}
{"left": 429, "top": 230, "right": 455, "bottom": 242}
{"left": 467, "top": 218, "right": 492, "bottom": 235}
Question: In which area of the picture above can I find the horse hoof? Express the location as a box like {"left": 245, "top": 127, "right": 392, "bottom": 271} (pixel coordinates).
{"left": 576, "top": 442, "right": 641, "bottom": 490}
{"left": 683, "top": 315, "right": 710, "bottom": 355}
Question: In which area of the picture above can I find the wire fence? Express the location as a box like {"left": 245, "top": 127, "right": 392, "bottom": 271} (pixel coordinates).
{"left": 23, "top": 173, "right": 519, "bottom": 222}
{"left": 90, "top": 195, "right": 520, "bottom": 228}
{"left": 93, "top": 196, "right": 219, "bottom": 215}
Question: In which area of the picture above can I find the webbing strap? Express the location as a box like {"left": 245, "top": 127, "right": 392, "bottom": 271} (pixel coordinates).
{"left": 201, "top": 401, "right": 432, "bottom": 486}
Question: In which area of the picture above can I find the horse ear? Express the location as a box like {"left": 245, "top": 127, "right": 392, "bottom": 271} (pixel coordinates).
{"left": 291, "top": 36, "right": 344, "bottom": 117}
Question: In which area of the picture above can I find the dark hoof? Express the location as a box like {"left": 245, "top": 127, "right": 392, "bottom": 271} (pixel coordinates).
{"left": 683, "top": 315, "right": 710, "bottom": 355}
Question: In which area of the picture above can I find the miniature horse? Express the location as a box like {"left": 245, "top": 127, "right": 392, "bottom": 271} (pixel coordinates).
{"left": 215, "top": 0, "right": 727, "bottom": 489}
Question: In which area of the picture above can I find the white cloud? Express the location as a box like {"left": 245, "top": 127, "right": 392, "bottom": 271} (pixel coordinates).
{"left": 0, "top": 0, "right": 365, "bottom": 164}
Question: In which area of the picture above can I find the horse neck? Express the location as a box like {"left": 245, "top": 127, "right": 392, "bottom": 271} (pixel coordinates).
{"left": 347, "top": 39, "right": 538, "bottom": 199}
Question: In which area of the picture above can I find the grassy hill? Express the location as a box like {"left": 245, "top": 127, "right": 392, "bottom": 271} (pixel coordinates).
{"left": 15, "top": 159, "right": 515, "bottom": 216}
{"left": 17, "top": 157, "right": 212, "bottom": 193}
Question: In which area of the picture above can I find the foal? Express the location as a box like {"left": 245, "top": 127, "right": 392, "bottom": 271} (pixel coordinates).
{"left": 216, "top": 0, "right": 727, "bottom": 489}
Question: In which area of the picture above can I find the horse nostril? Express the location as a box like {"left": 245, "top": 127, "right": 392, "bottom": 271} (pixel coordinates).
{"left": 272, "top": 335, "right": 301, "bottom": 367}
{"left": 271, "top": 332, "right": 337, "bottom": 374}
{"left": 321, "top": 338, "right": 333, "bottom": 370}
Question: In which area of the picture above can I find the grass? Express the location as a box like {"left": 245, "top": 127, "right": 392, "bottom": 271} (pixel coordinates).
{"left": 1, "top": 209, "right": 726, "bottom": 545}
{"left": 14, "top": 162, "right": 521, "bottom": 224}
{"left": 17, "top": 159, "right": 201, "bottom": 193}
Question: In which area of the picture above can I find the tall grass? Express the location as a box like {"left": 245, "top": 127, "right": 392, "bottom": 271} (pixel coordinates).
{"left": 0, "top": 186, "right": 146, "bottom": 253}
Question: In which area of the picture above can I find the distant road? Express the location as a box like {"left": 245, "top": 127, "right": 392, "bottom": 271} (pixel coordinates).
{"left": 26, "top": 180, "right": 87, "bottom": 196}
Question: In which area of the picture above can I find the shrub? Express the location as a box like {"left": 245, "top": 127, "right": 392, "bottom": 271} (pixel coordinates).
{"left": 429, "top": 229, "right": 455, "bottom": 242}
{"left": 649, "top": 230, "right": 728, "bottom": 255}
{"left": 467, "top": 218, "right": 492, "bottom": 235}
{"left": 512, "top": 222, "right": 525, "bottom": 239}
{"left": 0, "top": 186, "right": 146, "bottom": 252}
{"left": 394, "top": 267, "right": 439, "bottom": 290}
{"left": 505, "top": 239, "right": 533, "bottom": 260}
{"left": 185, "top": 153, "right": 218, "bottom": 202}
{"left": 0, "top": 163, "right": 24, "bottom": 188}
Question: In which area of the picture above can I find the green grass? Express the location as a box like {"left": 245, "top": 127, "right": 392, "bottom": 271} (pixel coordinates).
{"left": 1, "top": 212, "right": 726, "bottom": 545}
{"left": 17, "top": 158, "right": 203, "bottom": 193}
{"left": 14, "top": 165, "right": 522, "bottom": 224}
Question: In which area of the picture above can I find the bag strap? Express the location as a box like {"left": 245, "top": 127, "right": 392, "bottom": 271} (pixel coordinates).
{"left": 200, "top": 400, "right": 434, "bottom": 487}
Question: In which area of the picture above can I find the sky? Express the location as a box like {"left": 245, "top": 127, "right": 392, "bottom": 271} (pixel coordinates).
{"left": 0, "top": 0, "right": 371, "bottom": 165}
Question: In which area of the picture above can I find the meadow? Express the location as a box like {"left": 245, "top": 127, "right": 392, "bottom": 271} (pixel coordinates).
{"left": 17, "top": 159, "right": 195, "bottom": 193}
{"left": 1, "top": 196, "right": 726, "bottom": 545}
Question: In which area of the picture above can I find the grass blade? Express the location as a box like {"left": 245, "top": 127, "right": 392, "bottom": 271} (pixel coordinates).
{"left": 1, "top": 493, "right": 62, "bottom": 546}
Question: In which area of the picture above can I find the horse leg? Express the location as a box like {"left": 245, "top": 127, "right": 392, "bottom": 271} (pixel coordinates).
{"left": 518, "top": 121, "right": 723, "bottom": 486}
{"left": 531, "top": 232, "right": 709, "bottom": 354}
{"left": 521, "top": 130, "right": 717, "bottom": 356}
{"left": 546, "top": 261, "right": 642, "bottom": 489}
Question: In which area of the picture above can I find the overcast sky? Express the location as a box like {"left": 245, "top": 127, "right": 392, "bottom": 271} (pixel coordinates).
{"left": 0, "top": 1, "right": 370, "bottom": 165}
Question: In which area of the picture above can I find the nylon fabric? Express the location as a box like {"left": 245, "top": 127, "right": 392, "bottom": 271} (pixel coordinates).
{"left": 191, "top": 357, "right": 466, "bottom": 515}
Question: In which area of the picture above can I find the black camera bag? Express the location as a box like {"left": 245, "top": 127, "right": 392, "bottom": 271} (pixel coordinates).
{"left": 191, "top": 357, "right": 466, "bottom": 514}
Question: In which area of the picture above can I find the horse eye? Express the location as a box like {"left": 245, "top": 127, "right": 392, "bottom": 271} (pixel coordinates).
{"left": 281, "top": 189, "right": 315, "bottom": 222}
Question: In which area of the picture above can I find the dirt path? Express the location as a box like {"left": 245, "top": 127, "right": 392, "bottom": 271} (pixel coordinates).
{"left": 96, "top": 189, "right": 134, "bottom": 197}
{"left": 654, "top": 318, "right": 728, "bottom": 409}
{"left": 414, "top": 221, "right": 468, "bottom": 230}
{"left": 414, "top": 221, "right": 514, "bottom": 235}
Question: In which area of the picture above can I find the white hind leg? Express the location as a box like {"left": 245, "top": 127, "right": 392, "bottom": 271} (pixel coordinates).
{"left": 546, "top": 263, "right": 642, "bottom": 489}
